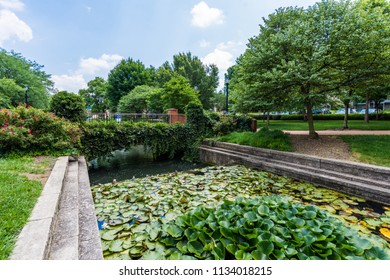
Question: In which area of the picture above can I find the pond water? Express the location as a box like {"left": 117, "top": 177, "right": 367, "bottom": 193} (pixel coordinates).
{"left": 88, "top": 146, "right": 206, "bottom": 185}
{"left": 91, "top": 165, "right": 390, "bottom": 260}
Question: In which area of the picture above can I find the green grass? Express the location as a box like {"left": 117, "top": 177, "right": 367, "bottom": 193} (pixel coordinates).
{"left": 340, "top": 136, "right": 390, "bottom": 167}
{"left": 217, "top": 128, "right": 292, "bottom": 151}
{"left": 258, "top": 120, "right": 390, "bottom": 131}
{"left": 0, "top": 156, "right": 54, "bottom": 259}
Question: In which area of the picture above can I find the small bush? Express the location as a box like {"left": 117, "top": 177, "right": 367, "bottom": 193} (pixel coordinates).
{"left": 218, "top": 128, "right": 292, "bottom": 151}
{"left": 50, "top": 91, "right": 87, "bottom": 122}
{"left": 0, "top": 106, "right": 81, "bottom": 155}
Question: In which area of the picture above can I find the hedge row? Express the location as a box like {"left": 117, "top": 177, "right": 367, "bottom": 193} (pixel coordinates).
{"left": 80, "top": 121, "right": 195, "bottom": 160}
{"left": 249, "top": 113, "right": 390, "bottom": 121}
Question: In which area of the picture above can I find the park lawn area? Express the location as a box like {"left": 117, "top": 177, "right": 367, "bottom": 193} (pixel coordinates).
{"left": 217, "top": 128, "right": 292, "bottom": 152}
{"left": 257, "top": 120, "right": 390, "bottom": 131}
{"left": 0, "top": 156, "right": 55, "bottom": 259}
{"left": 340, "top": 136, "right": 390, "bottom": 168}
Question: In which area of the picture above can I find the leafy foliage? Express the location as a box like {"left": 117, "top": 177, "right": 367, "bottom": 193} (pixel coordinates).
{"left": 0, "top": 106, "right": 81, "bottom": 155}
{"left": 118, "top": 85, "right": 162, "bottom": 113}
{"left": 218, "top": 128, "right": 292, "bottom": 151}
{"left": 161, "top": 74, "right": 201, "bottom": 113}
{"left": 0, "top": 78, "right": 25, "bottom": 108}
{"left": 233, "top": 0, "right": 390, "bottom": 138}
{"left": 50, "top": 91, "right": 87, "bottom": 122}
{"left": 107, "top": 58, "right": 154, "bottom": 111}
{"left": 157, "top": 196, "right": 389, "bottom": 260}
{"left": 0, "top": 49, "right": 52, "bottom": 109}
{"left": 78, "top": 77, "right": 108, "bottom": 113}
{"left": 172, "top": 52, "right": 219, "bottom": 109}
{"left": 91, "top": 165, "right": 390, "bottom": 260}
{"left": 80, "top": 121, "right": 195, "bottom": 160}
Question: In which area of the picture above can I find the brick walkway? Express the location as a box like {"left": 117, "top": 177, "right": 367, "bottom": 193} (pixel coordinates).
{"left": 283, "top": 130, "right": 390, "bottom": 135}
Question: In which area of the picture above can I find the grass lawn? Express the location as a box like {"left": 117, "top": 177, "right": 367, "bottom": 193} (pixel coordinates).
{"left": 0, "top": 156, "right": 55, "bottom": 259}
{"left": 257, "top": 120, "right": 390, "bottom": 131}
{"left": 340, "top": 136, "right": 390, "bottom": 168}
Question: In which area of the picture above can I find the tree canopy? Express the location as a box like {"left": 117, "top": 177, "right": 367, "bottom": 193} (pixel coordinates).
{"left": 232, "top": 0, "right": 390, "bottom": 137}
{"left": 161, "top": 74, "right": 201, "bottom": 113}
{"left": 118, "top": 85, "right": 162, "bottom": 113}
{"left": 106, "top": 58, "right": 154, "bottom": 111}
{"left": 0, "top": 49, "right": 53, "bottom": 109}
{"left": 79, "top": 77, "right": 108, "bottom": 113}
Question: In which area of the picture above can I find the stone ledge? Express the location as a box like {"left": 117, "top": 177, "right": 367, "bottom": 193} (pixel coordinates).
{"left": 10, "top": 156, "right": 69, "bottom": 260}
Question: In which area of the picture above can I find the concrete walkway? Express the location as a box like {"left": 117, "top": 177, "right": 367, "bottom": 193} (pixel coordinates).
{"left": 283, "top": 130, "right": 390, "bottom": 135}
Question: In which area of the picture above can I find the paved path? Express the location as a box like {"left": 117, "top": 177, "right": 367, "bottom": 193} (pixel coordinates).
{"left": 283, "top": 130, "right": 390, "bottom": 135}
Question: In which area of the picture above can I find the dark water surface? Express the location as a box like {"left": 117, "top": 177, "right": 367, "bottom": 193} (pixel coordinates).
{"left": 88, "top": 146, "right": 206, "bottom": 185}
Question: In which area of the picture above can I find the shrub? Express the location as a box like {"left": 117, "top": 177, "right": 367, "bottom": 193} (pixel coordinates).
{"left": 0, "top": 106, "right": 81, "bottom": 155}
{"left": 50, "top": 91, "right": 87, "bottom": 122}
{"left": 218, "top": 128, "right": 292, "bottom": 151}
{"left": 212, "top": 115, "right": 236, "bottom": 136}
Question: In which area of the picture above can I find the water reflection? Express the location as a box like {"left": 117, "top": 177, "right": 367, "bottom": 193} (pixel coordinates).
{"left": 88, "top": 146, "right": 205, "bottom": 185}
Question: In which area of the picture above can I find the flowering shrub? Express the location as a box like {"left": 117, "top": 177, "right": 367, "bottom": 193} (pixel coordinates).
{"left": 0, "top": 106, "right": 81, "bottom": 155}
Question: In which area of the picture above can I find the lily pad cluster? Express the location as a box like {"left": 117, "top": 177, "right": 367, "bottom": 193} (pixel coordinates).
{"left": 91, "top": 165, "right": 390, "bottom": 259}
{"left": 145, "top": 196, "right": 390, "bottom": 260}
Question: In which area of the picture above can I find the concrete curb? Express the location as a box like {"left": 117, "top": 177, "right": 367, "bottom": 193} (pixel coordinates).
{"left": 10, "top": 156, "right": 69, "bottom": 260}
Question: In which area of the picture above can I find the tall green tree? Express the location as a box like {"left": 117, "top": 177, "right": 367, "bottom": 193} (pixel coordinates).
{"left": 161, "top": 74, "right": 201, "bottom": 113}
{"left": 172, "top": 52, "right": 219, "bottom": 110}
{"left": 79, "top": 77, "right": 108, "bottom": 113}
{"left": 236, "top": 0, "right": 390, "bottom": 138}
{"left": 0, "top": 49, "right": 53, "bottom": 109}
{"left": 106, "top": 58, "right": 153, "bottom": 111}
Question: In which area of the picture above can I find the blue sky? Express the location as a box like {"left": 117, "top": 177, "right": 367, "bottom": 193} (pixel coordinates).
{"left": 0, "top": 0, "right": 321, "bottom": 92}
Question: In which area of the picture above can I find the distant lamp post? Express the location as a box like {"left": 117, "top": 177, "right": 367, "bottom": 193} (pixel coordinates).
{"left": 24, "top": 86, "right": 29, "bottom": 107}
{"left": 224, "top": 75, "right": 229, "bottom": 114}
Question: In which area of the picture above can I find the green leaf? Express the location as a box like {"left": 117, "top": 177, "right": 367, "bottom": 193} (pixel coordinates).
{"left": 188, "top": 241, "right": 204, "bottom": 256}
{"left": 251, "top": 250, "right": 267, "bottom": 260}
{"left": 101, "top": 230, "right": 117, "bottom": 241}
{"left": 258, "top": 205, "right": 270, "bottom": 216}
{"left": 109, "top": 239, "right": 123, "bottom": 252}
{"left": 244, "top": 211, "right": 258, "bottom": 222}
{"left": 257, "top": 241, "right": 274, "bottom": 256}
{"left": 176, "top": 240, "right": 188, "bottom": 253}
{"left": 211, "top": 242, "right": 225, "bottom": 260}
{"left": 235, "top": 250, "right": 253, "bottom": 260}
{"left": 164, "top": 224, "right": 183, "bottom": 238}
{"left": 304, "top": 211, "right": 317, "bottom": 220}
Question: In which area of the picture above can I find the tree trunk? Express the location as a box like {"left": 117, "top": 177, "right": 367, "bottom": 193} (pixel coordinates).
{"left": 266, "top": 112, "right": 270, "bottom": 128}
{"left": 365, "top": 92, "right": 369, "bottom": 123}
{"left": 343, "top": 101, "right": 349, "bottom": 129}
{"left": 305, "top": 100, "right": 318, "bottom": 139}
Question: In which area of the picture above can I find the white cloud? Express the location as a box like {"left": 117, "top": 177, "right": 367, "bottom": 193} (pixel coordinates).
{"left": 78, "top": 54, "right": 123, "bottom": 75}
{"left": 191, "top": 1, "right": 224, "bottom": 28}
{"left": 52, "top": 74, "right": 87, "bottom": 93}
{"left": 0, "top": 9, "right": 32, "bottom": 46}
{"left": 53, "top": 53, "right": 123, "bottom": 92}
{"left": 0, "top": 0, "right": 24, "bottom": 11}
{"left": 202, "top": 41, "right": 246, "bottom": 89}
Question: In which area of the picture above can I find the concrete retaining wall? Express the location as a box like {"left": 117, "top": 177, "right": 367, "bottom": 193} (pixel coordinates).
{"left": 200, "top": 141, "right": 390, "bottom": 206}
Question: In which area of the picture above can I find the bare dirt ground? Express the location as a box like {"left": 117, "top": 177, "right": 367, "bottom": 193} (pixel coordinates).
{"left": 22, "top": 156, "right": 57, "bottom": 185}
{"left": 289, "top": 135, "right": 356, "bottom": 161}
